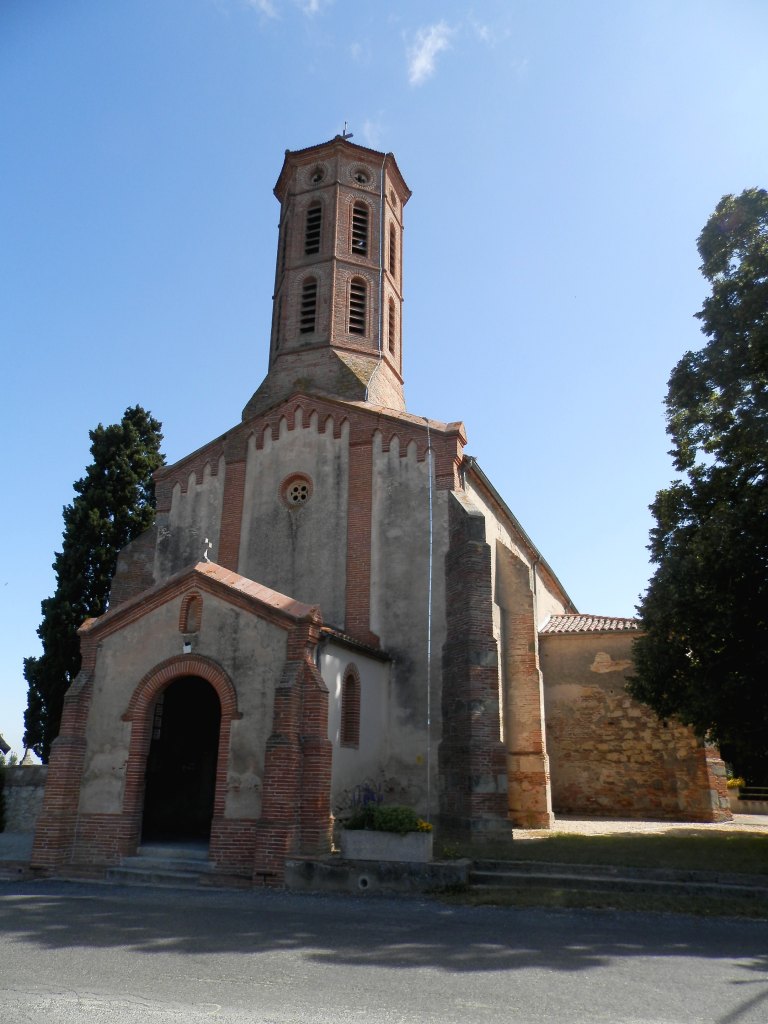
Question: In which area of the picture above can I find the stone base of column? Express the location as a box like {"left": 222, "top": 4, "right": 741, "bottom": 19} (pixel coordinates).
{"left": 508, "top": 751, "right": 555, "bottom": 829}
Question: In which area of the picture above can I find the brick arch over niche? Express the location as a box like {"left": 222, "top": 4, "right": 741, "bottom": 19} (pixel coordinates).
{"left": 121, "top": 654, "right": 241, "bottom": 850}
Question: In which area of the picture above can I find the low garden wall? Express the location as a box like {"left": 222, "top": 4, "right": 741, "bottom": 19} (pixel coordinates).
{"left": 2, "top": 765, "right": 48, "bottom": 833}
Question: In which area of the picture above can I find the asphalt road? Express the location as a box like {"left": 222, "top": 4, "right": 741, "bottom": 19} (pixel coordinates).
{"left": 1, "top": 880, "right": 766, "bottom": 1023}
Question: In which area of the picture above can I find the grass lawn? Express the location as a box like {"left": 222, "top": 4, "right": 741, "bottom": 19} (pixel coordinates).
{"left": 439, "top": 830, "right": 768, "bottom": 875}
{"left": 432, "top": 830, "right": 768, "bottom": 917}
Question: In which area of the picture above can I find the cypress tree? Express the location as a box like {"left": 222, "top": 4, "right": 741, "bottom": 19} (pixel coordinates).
{"left": 23, "top": 406, "right": 164, "bottom": 761}
{"left": 630, "top": 189, "right": 768, "bottom": 780}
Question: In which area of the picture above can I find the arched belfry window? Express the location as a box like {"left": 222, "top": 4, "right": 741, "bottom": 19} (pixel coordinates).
{"left": 274, "top": 295, "right": 284, "bottom": 350}
{"left": 300, "top": 277, "right": 318, "bottom": 334}
{"left": 388, "top": 298, "right": 396, "bottom": 354}
{"left": 340, "top": 665, "right": 361, "bottom": 748}
{"left": 351, "top": 203, "right": 369, "bottom": 257}
{"left": 348, "top": 277, "right": 367, "bottom": 336}
{"left": 304, "top": 202, "right": 322, "bottom": 256}
{"left": 388, "top": 223, "right": 397, "bottom": 277}
{"left": 280, "top": 218, "right": 289, "bottom": 272}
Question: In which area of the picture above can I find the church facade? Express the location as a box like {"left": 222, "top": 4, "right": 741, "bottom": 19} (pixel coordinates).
{"left": 31, "top": 137, "right": 730, "bottom": 884}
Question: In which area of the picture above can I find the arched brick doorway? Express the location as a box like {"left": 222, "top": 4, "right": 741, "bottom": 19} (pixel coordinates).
{"left": 142, "top": 676, "right": 221, "bottom": 842}
{"left": 122, "top": 654, "right": 240, "bottom": 855}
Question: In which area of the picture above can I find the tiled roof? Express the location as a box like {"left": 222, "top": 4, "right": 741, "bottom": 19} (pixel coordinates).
{"left": 194, "top": 562, "right": 319, "bottom": 621}
{"left": 319, "top": 626, "right": 391, "bottom": 661}
{"left": 540, "top": 614, "right": 640, "bottom": 635}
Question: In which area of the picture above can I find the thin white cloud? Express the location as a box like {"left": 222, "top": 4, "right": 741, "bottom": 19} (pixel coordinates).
{"left": 350, "top": 40, "right": 371, "bottom": 64}
{"left": 361, "top": 119, "right": 384, "bottom": 150}
{"left": 470, "top": 19, "right": 492, "bottom": 45}
{"left": 245, "top": 0, "right": 278, "bottom": 16}
{"left": 243, "top": 0, "right": 331, "bottom": 16}
{"left": 407, "top": 22, "right": 454, "bottom": 86}
{"left": 296, "top": 0, "right": 330, "bottom": 14}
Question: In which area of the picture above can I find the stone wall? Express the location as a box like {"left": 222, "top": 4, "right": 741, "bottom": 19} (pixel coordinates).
{"left": 540, "top": 631, "right": 730, "bottom": 821}
{"left": 3, "top": 766, "right": 48, "bottom": 833}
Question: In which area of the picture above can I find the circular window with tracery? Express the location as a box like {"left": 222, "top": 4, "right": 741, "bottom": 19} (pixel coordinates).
{"left": 281, "top": 473, "right": 313, "bottom": 507}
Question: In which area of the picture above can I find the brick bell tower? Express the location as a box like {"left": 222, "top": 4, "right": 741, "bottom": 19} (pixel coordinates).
{"left": 242, "top": 136, "right": 411, "bottom": 420}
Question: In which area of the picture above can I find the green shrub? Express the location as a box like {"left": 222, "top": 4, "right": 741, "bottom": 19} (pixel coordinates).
{"left": 344, "top": 803, "right": 377, "bottom": 831}
{"left": 371, "top": 805, "right": 420, "bottom": 834}
{"left": 343, "top": 804, "right": 424, "bottom": 834}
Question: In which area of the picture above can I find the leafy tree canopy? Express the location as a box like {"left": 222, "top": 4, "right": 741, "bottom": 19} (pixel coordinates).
{"left": 23, "top": 406, "right": 164, "bottom": 761}
{"left": 630, "top": 189, "right": 768, "bottom": 782}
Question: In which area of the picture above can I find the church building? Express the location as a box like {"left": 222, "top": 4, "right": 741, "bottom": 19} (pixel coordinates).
{"left": 31, "top": 136, "right": 731, "bottom": 885}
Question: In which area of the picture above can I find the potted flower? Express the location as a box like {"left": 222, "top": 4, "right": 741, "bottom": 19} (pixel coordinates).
{"left": 340, "top": 802, "right": 433, "bottom": 863}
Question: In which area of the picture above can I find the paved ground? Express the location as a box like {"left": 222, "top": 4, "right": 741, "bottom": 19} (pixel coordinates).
{"left": 1, "top": 878, "right": 767, "bottom": 1023}
{"left": 513, "top": 813, "right": 768, "bottom": 840}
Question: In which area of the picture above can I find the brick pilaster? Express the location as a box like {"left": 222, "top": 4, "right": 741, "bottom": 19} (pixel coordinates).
{"left": 497, "top": 545, "right": 554, "bottom": 828}
{"left": 438, "top": 493, "right": 509, "bottom": 840}
{"left": 217, "top": 460, "right": 246, "bottom": 571}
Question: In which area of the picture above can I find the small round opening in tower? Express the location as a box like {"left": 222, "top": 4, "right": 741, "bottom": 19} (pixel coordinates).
{"left": 281, "top": 473, "right": 313, "bottom": 507}
{"left": 352, "top": 167, "right": 371, "bottom": 185}
{"left": 310, "top": 164, "right": 326, "bottom": 185}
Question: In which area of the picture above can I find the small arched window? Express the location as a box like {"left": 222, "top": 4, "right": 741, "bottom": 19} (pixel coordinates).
{"left": 340, "top": 666, "right": 361, "bottom": 748}
{"left": 304, "top": 202, "right": 322, "bottom": 255}
{"left": 300, "top": 277, "right": 318, "bottom": 334}
{"left": 348, "top": 277, "right": 367, "bottom": 336}
{"left": 351, "top": 202, "right": 369, "bottom": 257}
{"left": 388, "top": 298, "right": 396, "bottom": 355}
{"left": 388, "top": 223, "right": 397, "bottom": 277}
{"left": 179, "top": 593, "right": 203, "bottom": 634}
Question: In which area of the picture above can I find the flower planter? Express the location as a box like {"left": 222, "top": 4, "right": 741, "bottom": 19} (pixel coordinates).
{"left": 340, "top": 829, "right": 433, "bottom": 863}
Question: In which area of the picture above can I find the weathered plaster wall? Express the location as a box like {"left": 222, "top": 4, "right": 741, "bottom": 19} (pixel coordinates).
{"left": 78, "top": 594, "right": 287, "bottom": 822}
{"left": 541, "top": 631, "right": 728, "bottom": 820}
{"left": 369, "top": 432, "right": 448, "bottom": 815}
{"left": 320, "top": 640, "right": 390, "bottom": 812}
{"left": 155, "top": 456, "right": 225, "bottom": 579}
{"left": 238, "top": 410, "right": 349, "bottom": 627}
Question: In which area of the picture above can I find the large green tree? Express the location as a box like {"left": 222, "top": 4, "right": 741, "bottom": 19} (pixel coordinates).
{"left": 630, "top": 189, "right": 768, "bottom": 781}
{"left": 23, "top": 406, "right": 164, "bottom": 762}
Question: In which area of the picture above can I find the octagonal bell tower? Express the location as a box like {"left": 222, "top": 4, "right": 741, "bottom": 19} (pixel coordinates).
{"left": 243, "top": 136, "right": 411, "bottom": 420}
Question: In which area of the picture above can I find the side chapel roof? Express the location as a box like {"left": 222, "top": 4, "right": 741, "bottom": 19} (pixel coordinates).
{"left": 540, "top": 614, "right": 639, "bottom": 635}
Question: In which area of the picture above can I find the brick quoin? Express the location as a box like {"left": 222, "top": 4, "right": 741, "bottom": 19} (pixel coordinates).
{"left": 252, "top": 618, "right": 331, "bottom": 884}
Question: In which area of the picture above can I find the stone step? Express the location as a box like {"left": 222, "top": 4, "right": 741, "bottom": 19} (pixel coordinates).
{"left": 105, "top": 865, "right": 210, "bottom": 888}
{"left": 469, "top": 860, "right": 768, "bottom": 900}
{"left": 105, "top": 843, "right": 215, "bottom": 888}
{"left": 136, "top": 843, "right": 210, "bottom": 861}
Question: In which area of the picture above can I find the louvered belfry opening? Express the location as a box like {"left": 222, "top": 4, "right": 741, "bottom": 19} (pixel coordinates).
{"left": 351, "top": 202, "right": 368, "bottom": 257}
{"left": 389, "top": 223, "right": 396, "bottom": 276}
{"left": 349, "top": 277, "right": 366, "bottom": 335}
{"left": 388, "top": 298, "right": 396, "bottom": 354}
{"left": 305, "top": 202, "right": 322, "bottom": 255}
{"left": 300, "top": 277, "right": 317, "bottom": 334}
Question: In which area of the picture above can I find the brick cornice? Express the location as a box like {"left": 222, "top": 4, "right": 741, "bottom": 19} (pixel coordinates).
{"left": 78, "top": 562, "right": 322, "bottom": 644}
{"left": 155, "top": 392, "right": 467, "bottom": 513}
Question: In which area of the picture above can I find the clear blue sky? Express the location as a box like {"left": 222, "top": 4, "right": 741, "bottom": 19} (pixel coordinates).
{"left": 1, "top": 0, "right": 766, "bottom": 756}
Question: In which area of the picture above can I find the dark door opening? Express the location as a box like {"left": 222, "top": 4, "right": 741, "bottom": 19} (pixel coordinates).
{"left": 141, "top": 676, "right": 221, "bottom": 843}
